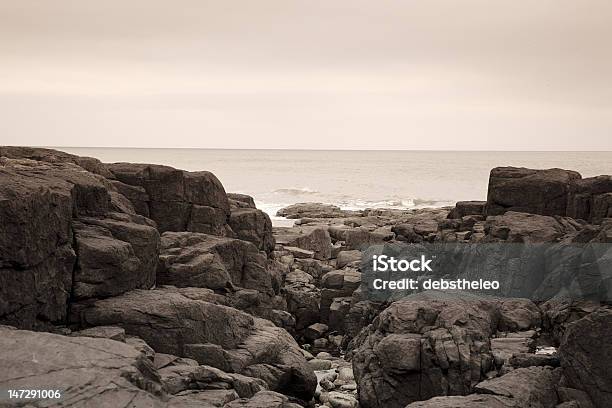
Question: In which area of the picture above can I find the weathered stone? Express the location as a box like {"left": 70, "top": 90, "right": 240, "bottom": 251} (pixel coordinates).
{"left": 448, "top": 201, "right": 486, "bottom": 219}
{"left": 229, "top": 207, "right": 275, "bottom": 253}
{"left": 0, "top": 326, "right": 164, "bottom": 407}
{"left": 486, "top": 167, "right": 581, "bottom": 217}
{"left": 73, "top": 287, "right": 316, "bottom": 400}
{"left": 559, "top": 308, "right": 612, "bottom": 408}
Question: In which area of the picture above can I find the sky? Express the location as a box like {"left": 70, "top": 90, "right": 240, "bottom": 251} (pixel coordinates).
{"left": 1, "top": 0, "right": 611, "bottom": 150}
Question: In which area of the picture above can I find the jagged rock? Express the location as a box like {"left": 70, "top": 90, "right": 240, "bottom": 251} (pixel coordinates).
{"left": 567, "top": 176, "right": 612, "bottom": 222}
{"left": 72, "top": 214, "right": 159, "bottom": 300}
{"left": 539, "top": 296, "right": 601, "bottom": 344}
{"left": 72, "top": 286, "right": 316, "bottom": 400}
{"left": 448, "top": 201, "right": 486, "bottom": 219}
{"left": 486, "top": 167, "right": 581, "bottom": 217}
{"left": 275, "top": 226, "right": 332, "bottom": 260}
{"left": 352, "top": 291, "right": 499, "bottom": 408}
{"left": 158, "top": 232, "right": 280, "bottom": 297}
{"left": 228, "top": 193, "right": 256, "bottom": 209}
{"left": 106, "top": 163, "right": 231, "bottom": 235}
{"left": 0, "top": 146, "right": 113, "bottom": 177}
{"left": 559, "top": 308, "right": 612, "bottom": 407}
{"left": 229, "top": 207, "right": 275, "bottom": 254}
{"left": 0, "top": 158, "right": 142, "bottom": 329}
{"left": 0, "top": 326, "right": 164, "bottom": 406}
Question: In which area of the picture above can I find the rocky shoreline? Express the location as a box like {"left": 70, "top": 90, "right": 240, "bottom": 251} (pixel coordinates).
{"left": 1, "top": 146, "right": 611, "bottom": 408}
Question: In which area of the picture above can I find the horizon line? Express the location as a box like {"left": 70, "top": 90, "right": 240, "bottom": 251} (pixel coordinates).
{"left": 43, "top": 145, "right": 612, "bottom": 153}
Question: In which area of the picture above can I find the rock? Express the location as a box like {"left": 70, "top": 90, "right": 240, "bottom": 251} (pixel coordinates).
{"left": 107, "top": 163, "right": 231, "bottom": 235}
{"left": 485, "top": 211, "right": 570, "bottom": 243}
{"left": 491, "top": 331, "right": 537, "bottom": 365}
{"left": 567, "top": 176, "right": 612, "bottom": 222}
{"left": 277, "top": 203, "right": 351, "bottom": 219}
{"left": 72, "top": 214, "right": 159, "bottom": 300}
{"left": 559, "top": 308, "right": 612, "bottom": 407}
{"left": 229, "top": 207, "right": 275, "bottom": 254}
{"left": 473, "top": 367, "right": 560, "bottom": 408}
{"left": 509, "top": 353, "right": 560, "bottom": 368}
{"left": 304, "top": 323, "right": 329, "bottom": 341}
{"left": 284, "top": 246, "right": 315, "bottom": 259}
{"left": 224, "top": 390, "right": 303, "bottom": 408}
{"left": 539, "top": 296, "right": 601, "bottom": 344}
{"left": 336, "top": 250, "right": 362, "bottom": 268}
{"left": 73, "top": 286, "right": 316, "bottom": 400}
{"left": 228, "top": 193, "right": 256, "bottom": 209}
{"left": 344, "top": 227, "right": 392, "bottom": 250}
{"left": 0, "top": 326, "right": 164, "bottom": 406}
{"left": 327, "top": 391, "right": 359, "bottom": 408}
{"left": 0, "top": 146, "right": 112, "bottom": 177}
{"left": 275, "top": 226, "right": 332, "bottom": 260}
{"left": 497, "top": 298, "right": 541, "bottom": 331}
{"left": 72, "top": 325, "right": 126, "bottom": 342}
{"left": 486, "top": 167, "right": 581, "bottom": 217}
{"left": 158, "top": 232, "right": 280, "bottom": 297}
{"left": 352, "top": 291, "right": 499, "bottom": 408}
{"left": 308, "top": 359, "right": 333, "bottom": 371}
{"left": 328, "top": 297, "right": 352, "bottom": 332}
{"left": 0, "top": 158, "right": 152, "bottom": 329}
{"left": 448, "top": 201, "right": 486, "bottom": 219}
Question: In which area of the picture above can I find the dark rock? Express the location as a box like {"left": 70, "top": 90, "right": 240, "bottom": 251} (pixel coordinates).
{"left": 567, "top": 176, "right": 612, "bottom": 222}
{"left": 73, "top": 286, "right": 316, "bottom": 400}
{"left": 559, "top": 308, "right": 612, "bottom": 407}
{"left": 0, "top": 326, "right": 164, "bottom": 406}
{"left": 277, "top": 203, "right": 352, "bottom": 219}
{"left": 486, "top": 167, "right": 581, "bottom": 217}
{"left": 353, "top": 291, "right": 498, "bottom": 408}
{"left": 229, "top": 208, "right": 275, "bottom": 253}
{"left": 448, "top": 201, "right": 487, "bottom": 219}
{"left": 107, "top": 163, "right": 231, "bottom": 235}
{"left": 485, "top": 211, "right": 571, "bottom": 243}
{"left": 158, "top": 232, "right": 280, "bottom": 297}
{"left": 509, "top": 353, "right": 560, "bottom": 368}
{"left": 275, "top": 226, "right": 332, "bottom": 260}
{"left": 228, "top": 193, "right": 257, "bottom": 209}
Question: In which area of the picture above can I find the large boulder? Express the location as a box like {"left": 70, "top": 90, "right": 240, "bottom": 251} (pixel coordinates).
{"left": 408, "top": 366, "right": 560, "bottom": 408}
{"left": 106, "top": 163, "right": 231, "bottom": 235}
{"left": 486, "top": 167, "right": 581, "bottom": 217}
{"left": 567, "top": 176, "right": 612, "bottom": 222}
{"left": 352, "top": 291, "right": 500, "bottom": 408}
{"left": 559, "top": 308, "right": 612, "bottom": 407}
{"left": 72, "top": 213, "right": 159, "bottom": 300}
{"left": 158, "top": 232, "right": 279, "bottom": 293}
{"left": 0, "top": 158, "right": 141, "bottom": 328}
{"left": 229, "top": 207, "right": 275, "bottom": 254}
{"left": 484, "top": 211, "right": 571, "bottom": 243}
{"left": 0, "top": 326, "right": 164, "bottom": 407}
{"left": 275, "top": 226, "right": 332, "bottom": 260}
{"left": 72, "top": 286, "right": 316, "bottom": 400}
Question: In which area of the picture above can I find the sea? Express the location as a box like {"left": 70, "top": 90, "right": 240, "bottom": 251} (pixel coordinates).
{"left": 57, "top": 148, "right": 612, "bottom": 226}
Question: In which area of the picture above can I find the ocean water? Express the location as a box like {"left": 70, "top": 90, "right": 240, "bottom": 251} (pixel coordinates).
{"left": 58, "top": 148, "right": 612, "bottom": 224}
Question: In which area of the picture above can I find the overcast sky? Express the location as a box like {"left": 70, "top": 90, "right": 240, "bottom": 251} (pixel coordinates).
{"left": 1, "top": 1, "right": 611, "bottom": 150}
